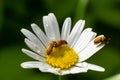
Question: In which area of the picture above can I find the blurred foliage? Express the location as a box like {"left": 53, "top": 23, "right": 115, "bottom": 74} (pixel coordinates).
{"left": 0, "top": 0, "right": 120, "bottom": 80}
{"left": 0, "top": 0, "right": 3, "bottom": 29}
{"left": 74, "top": 0, "right": 88, "bottom": 22}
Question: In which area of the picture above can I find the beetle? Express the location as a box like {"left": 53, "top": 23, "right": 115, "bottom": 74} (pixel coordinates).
{"left": 46, "top": 40, "right": 67, "bottom": 55}
{"left": 94, "top": 35, "right": 109, "bottom": 47}
{"left": 55, "top": 40, "right": 67, "bottom": 47}
{"left": 46, "top": 41, "right": 57, "bottom": 55}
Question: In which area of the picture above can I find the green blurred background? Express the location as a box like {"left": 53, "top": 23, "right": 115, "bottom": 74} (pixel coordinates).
{"left": 0, "top": 0, "right": 120, "bottom": 80}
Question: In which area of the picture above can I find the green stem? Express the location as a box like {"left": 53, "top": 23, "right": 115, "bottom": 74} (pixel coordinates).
{"left": 59, "top": 75, "right": 62, "bottom": 80}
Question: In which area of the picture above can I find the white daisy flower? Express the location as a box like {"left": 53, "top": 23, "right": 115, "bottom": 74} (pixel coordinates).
{"left": 20, "top": 13, "right": 105, "bottom": 75}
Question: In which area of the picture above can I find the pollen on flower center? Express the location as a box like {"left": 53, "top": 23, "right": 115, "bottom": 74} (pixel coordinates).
{"left": 46, "top": 44, "right": 78, "bottom": 69}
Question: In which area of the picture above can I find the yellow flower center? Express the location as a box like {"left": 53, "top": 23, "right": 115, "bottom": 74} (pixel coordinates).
{"left": 46, "top": 44, "right": 78, "bottom": 69}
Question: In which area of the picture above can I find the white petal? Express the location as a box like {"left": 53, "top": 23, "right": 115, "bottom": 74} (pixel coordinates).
{"left": 74, "top": 29, "right": 97, "bottom": 53}
{"left": 60, "top": 62, "right": 88, "bottom": 75}
{"left": 60, "top": 65, "right": 89, "bottom": 75}
{"left": 76, "top": 62, "right": 88, "bottom": 67}
{"left": 76, "top": 62, "right": 105, "bottom": 72}
{"left": 21, "top": 61, "right": 61, "bottom": 75}
{"left": 31, "top": 23, "right": 49, "bottom": 47}
{"left": 48, "top": 13, "right": 60, "bottom": 40}
{"left": 21, "top": 28, "right": 45, "bottom": 50}
{"left": 87, "top": 63, "right": 105, "bottom": 72}
{"left": 24, "top": 38, "right": 46, "bottom": 57}
{"left": 43, "top": 13, "right": 60, "bottom": 41}
{"left": 67, "top": 20, "right": 84, "bottom": 47}
{"left": 21, "top": 61, "right": 43, "bottom": 68}
{"left": 69, "top": 66, "right": 88, "bottom": 74}
{"left": 59, "top": 70, "right": 70, "bottom": 75}
{"left": 22, "top": 48, "right": 45, "bottom": 62}
{"left": 73, "top": 28, "right": 92, "bottom": 51}
{"left": 43, "top": 16, "right": 55, "bottom": 41}
{"left": 78, "top": 39, "right": 105, "bottom": 62}
{"left": 61, "top": 18, "right": 71, "bottom": 40}
{"left": 21, "top": 61, "right": 59, "bottom": 75}
{"left": 59, "top": 63, "right": 88, "bottom": 75}
{"left": 38, "top": 63, "right": 61, "bottom": 75}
